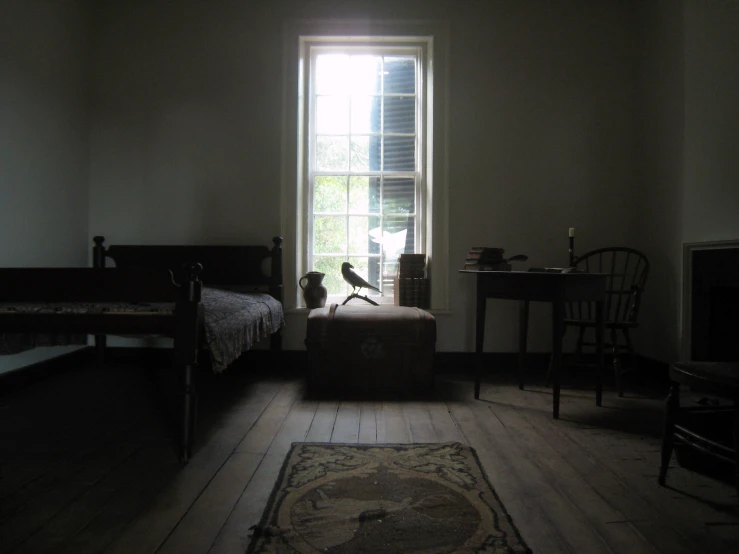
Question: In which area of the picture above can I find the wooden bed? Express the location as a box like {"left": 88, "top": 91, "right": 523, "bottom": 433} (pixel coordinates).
{"left": 0, "top": 236, "right": 284, "bottom": 462}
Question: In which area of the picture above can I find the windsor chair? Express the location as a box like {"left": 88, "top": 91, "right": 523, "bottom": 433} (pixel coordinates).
{"left": 552, "top": 247, "right": 650, "bottom": 396}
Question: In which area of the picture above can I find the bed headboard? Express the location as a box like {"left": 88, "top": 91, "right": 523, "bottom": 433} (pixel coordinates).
{"left": 92, "top": 236, "right": 283, "bottom": 304}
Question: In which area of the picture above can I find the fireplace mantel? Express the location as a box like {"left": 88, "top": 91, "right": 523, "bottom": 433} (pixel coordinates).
{"left": 682, "top": 239, "right": 739, "bottom": 361}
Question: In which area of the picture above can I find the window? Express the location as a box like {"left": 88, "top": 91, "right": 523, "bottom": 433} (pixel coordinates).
{"left": 282, "top": 21, "right": 449, "bottom": 310}
{"left": 308, "top": 44, "right": 424, "bottom": 302}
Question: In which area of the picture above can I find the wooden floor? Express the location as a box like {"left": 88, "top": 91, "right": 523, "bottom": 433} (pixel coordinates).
{"left": 1, "top": 354, "right": 737, "bottom": 554}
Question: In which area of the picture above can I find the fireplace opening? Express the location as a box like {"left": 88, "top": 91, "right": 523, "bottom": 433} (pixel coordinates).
{"left": 690, "top": 246, "right": 739, "bottom": 361}
{"left": 708, "top": 285, "right": 739, "bottom": 361}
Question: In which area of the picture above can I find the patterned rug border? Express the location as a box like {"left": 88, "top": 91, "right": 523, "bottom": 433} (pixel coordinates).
{"left": 247, "top": 441, "right": 532, "bottom": 554}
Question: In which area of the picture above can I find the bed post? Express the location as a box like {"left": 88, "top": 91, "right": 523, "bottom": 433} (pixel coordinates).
{"left": 174, "top": 262, "right": 203, "bottom": 463}
{"left": 270, "top": 236, "right": 283, "bottom": 353}
{"left": 92, "top": 236, "right": 107, "bottom": 364}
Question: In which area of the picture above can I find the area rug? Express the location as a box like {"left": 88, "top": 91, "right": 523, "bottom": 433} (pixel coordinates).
{"left": 246, "top": 442, "right": 531, "bottom": 554}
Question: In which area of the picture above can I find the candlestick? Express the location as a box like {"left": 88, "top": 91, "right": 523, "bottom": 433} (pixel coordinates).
{"left": 569, "top": 236, "right": 575, "bottom": 267}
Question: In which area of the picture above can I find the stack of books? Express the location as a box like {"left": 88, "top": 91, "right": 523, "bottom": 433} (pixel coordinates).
{"left": 394, "top": 277, "right": 430, "bottom": 309}
{"left": 463, "top": 247, "right": 511, "bottom": 271}
{"left": 395, "top": 253, "right": 430, "bottom": 308}
{"left": 398, "top": 253, "right": 427, "bottom": 278}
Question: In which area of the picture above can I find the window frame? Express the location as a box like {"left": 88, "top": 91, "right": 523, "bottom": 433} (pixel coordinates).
{"left": 307, "top": 41, "right": 427, "bottom": 302}
{"left": 281, "top": 19, "right": 449, "bottom": 311}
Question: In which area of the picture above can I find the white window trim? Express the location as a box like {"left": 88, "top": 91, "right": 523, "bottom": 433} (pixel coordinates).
{"left": 281, "top": 19, "right": 449, "bottom": 311}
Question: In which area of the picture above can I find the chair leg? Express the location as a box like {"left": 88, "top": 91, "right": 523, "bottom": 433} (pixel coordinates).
{"left": 734, "top": 402, "right": 739, "bottom": 498}
{"left": 575, "top": 326, "right": 586, "bottom": 361}
{"left": 569, "top": 326, "right": 587, "bottom": 378}
{"left": 659, "top": 382, "right": 680, "bottom": 486}
{"left": 623, "top": 328, "right": 636, "bottom": 371}
{"left": 611, "top": 327, "right": 624, "bottom": 397}
{"left": 546, "top": 324, "right": 569, "bottom": 386}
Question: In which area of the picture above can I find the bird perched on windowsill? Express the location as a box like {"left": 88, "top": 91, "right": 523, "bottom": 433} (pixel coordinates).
{"left": 341, "top": 262, "right": 380, "bottom": 296}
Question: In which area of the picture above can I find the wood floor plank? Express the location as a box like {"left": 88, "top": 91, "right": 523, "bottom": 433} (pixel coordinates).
{"left": 427, "top": 399, "right": 466, "bottom": 443}
{"left": 304, "top": 401, "right": 338, "bottom": 443}
{"left": 102, "top": 379, "right": 283, "bottom": 554}
{"left": 207, "top": 452, "right": 284, "bottom": 554}
{"left": 375, "top": 401, "right": 387, "bottom": 443}
{"left": 447, "top": 401, "right": 574, "bottom": 554}
{"left": 54, "top": 443, "right": 179, "bottom": 554}
{"left": 491, "top": 401, "right": 660, "bottom": 554}
{"left": 358, "top": 402, "right": 378, "bottom": 443}
{"left": 456, "top": 394, "right": 633, "bottom": 553}
{"left": 266, "top": 393, "right": 316, "bottom": 455}
{"left": 209, "top": 386, "right": 315, "bottom": 554}
{"left": 9, "top": 440, "right": 148, "bottom": 554}
{"left": 382, "top": 400, "right": 410, "bottom": 443}
{"left": 331, "top": 402, "right": 360, "bottom": 443}
{"left": 507, "top": 380, "right": 739, "bottom": 552}
{"left": 234, "top": 380, "right": 304, "bottom": 454}
{"left": 405, "top": 401, "right": 438, "bottom": 443}
{"left": 0, "top": 438, "right": 146, "bottom": 553}
{"left": 157, "top": 452, "right": 262, "bottom": 554}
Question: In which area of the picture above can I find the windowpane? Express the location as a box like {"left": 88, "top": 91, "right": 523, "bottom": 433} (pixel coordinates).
{"left": 349, "top": 56, "right": 381, "bottom": 94}
{"left": 348, "top": 216, "right": 370, "bottom": 254}
{"left": 316, "top": 95, "right": 349, "bottom": 134}
{"left": 314, "top": 216, "right": 346, "bottom": 254}
{"left": 350, "top": 96, "right": 377, "bottom": 134}
{"left": 316, "top": 55, "right": 350, "bottom": 94}
{"left": 384, "top": 96, "right": 415, "bottom": 135}
{"left": 383, "top": 136, "right": 415, "bottom": 170}
{"left": 384, "top": 216, "right": 415, "bottom": 254}
{"left": 350, "top": 136, "right": 370, "bottom": 171}
{"left": 383, "top": 178, "right": 415, "bottom": 214}
{"left": 384, "top": 57, "right": 415, "bottom": 94}
{"left": 316, "top": 136, "right": 350, "bottom": 170}
{"left": 314, "top": 176, "right": 347, "bottom": 212}
{"left": 371, "top": 224, "right": 407, "bottom": 259}
{"left": 314, "top": 256, "right": 346, "bottom": 295}
{"left": 348, "top": 176, "right": 378, "bottom": 213}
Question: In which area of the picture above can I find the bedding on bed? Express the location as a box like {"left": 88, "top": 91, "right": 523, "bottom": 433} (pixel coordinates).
{"left": 0, "top": 288, "right": 284, "bottom": 372}
{"left": 201, "top": 287, "right": 284, "bottom": 372}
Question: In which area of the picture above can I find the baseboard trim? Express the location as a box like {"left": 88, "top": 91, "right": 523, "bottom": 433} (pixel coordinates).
{"left": 0, "top": 347, "right": 671, "bottom": 397}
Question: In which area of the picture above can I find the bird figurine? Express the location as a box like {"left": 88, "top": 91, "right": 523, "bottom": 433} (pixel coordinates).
{"left": 341, "top": 262, "right": 380, "bottom": 295}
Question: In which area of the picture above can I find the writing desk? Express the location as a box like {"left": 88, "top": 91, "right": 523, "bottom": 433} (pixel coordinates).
{"left": 460, "top": 270, "right": 608, "bottom": 418}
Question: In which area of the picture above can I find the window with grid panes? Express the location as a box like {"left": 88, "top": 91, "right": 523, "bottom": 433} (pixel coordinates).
{"left": 305, "top": 42, "right": 427, "bottom": 303}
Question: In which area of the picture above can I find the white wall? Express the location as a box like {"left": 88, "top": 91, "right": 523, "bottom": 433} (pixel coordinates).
{"left": 88, "top": 0, "right": 640, "bottom": 353}
{"left": 632, "top": 0, "right": 684, "bottom": 363}
{"left": 682, "top": 0, "right": 739, "bottom": 243}
{"left": 633, "top": 0, "right": 739, "bottom": 363}
{"left": 0, "top": 0, "right": 91, "bottom": 375}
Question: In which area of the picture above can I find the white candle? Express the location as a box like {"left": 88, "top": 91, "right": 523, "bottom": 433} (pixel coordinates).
{"left": 568, "top": 227, "right": 575, "bottom": 238}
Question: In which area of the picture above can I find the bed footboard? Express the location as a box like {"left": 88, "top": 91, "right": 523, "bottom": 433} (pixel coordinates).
{"left": 0, "top": 265, "right": 204, "bottom": 463}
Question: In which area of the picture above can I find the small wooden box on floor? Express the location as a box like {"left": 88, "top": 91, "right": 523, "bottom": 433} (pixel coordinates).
{"left": 306, "top": 303, "right": 436, "bottom": 393}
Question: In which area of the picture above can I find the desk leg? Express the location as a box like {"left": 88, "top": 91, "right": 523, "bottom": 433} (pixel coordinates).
{"left": 474, "top": 280, "right": 486, "bottom": 400}
{"left": 551, "top": 299, "right": 564, "bottom": 419}
{"left": 595, "top": 300, "right": 605, "bottom": 407}
{"left": 518, "top": 300, "right": 529, "bottom": 390}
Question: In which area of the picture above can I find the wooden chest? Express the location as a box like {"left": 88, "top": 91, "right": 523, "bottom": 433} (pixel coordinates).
{"left": 305, "top": 304, "right": 436, "bottom": 393}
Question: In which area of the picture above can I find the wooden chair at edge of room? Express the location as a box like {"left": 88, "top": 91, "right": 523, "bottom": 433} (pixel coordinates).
{"left": 548, "top": 246, "right": 650, "bottom": 397}
{"left": 658, "top": 361, "right": 739, "bottom": 497}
